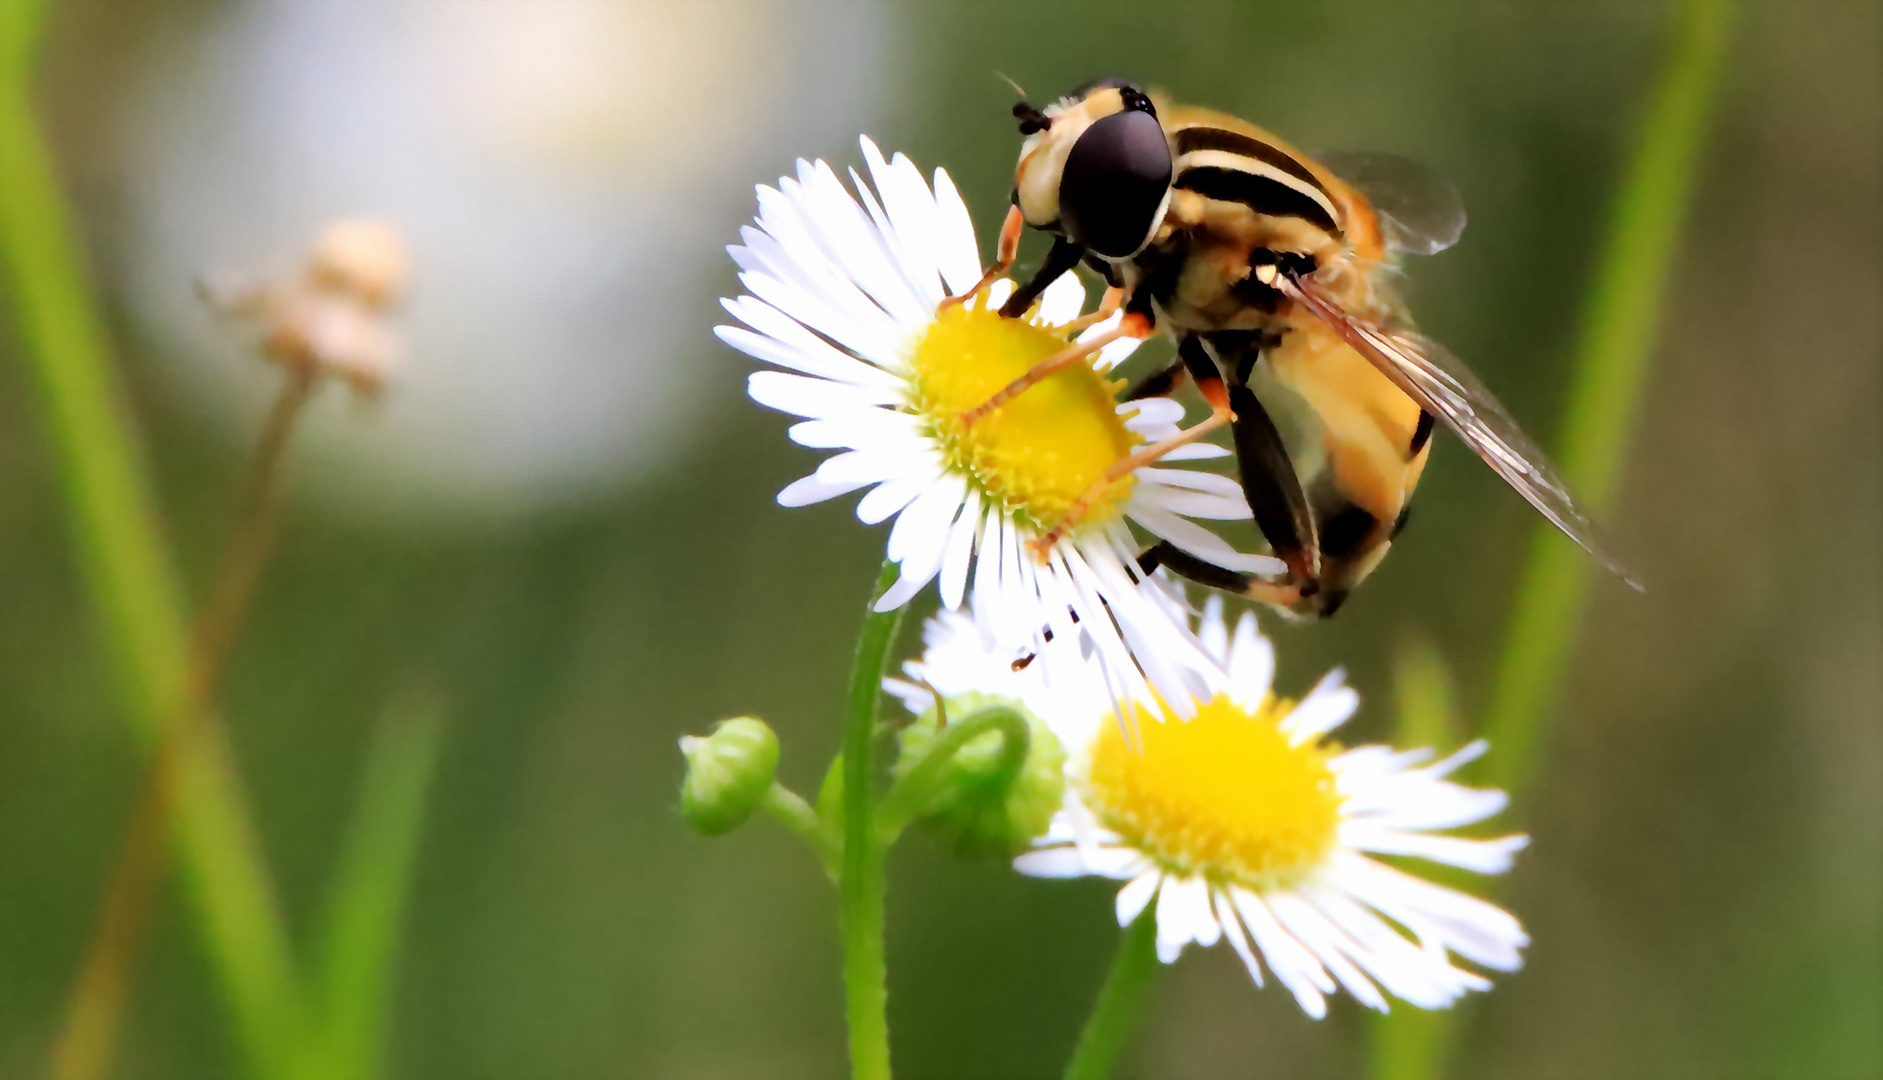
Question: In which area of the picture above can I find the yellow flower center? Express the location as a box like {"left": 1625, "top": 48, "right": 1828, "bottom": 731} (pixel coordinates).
{"left": 1085, "top": 694, "right": 1343, "bottom": 888}
{"left": 909, "top": 303, "right": 1138, "bottom": 532}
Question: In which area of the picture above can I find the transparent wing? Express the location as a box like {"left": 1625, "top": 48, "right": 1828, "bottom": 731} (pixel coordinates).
{"left": 1318, "top": 151, "right": 1467, "bottom": 257}
{"left": 1278, "top": 272, "right": 1639, "bottom": 588}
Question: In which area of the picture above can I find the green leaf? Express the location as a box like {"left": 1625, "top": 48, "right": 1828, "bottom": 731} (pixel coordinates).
{"left": 312, "top": 690, "right": 444, "bottom": 1080}
{"left": 0, "top": 6, "right": 303, "bottom": 1075}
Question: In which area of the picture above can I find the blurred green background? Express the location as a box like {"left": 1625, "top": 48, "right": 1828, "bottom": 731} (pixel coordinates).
{"left": 1, "top": 1, "right": 1877, "bottom": 1077}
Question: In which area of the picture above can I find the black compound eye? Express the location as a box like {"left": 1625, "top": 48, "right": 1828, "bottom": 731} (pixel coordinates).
{"left": 1058, "top": 109, "right": 1172, "bottom": 258}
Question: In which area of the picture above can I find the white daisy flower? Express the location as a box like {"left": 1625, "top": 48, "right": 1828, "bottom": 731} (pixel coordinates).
{"left": 717, "top": 137, "right": 1282, "bottom": 708}
{"left": 907, "top": 599, "right": 1530, "bottom": 1018}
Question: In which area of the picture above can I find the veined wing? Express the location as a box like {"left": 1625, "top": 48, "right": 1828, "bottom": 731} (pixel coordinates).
{"left": 1276, "top": 269, "right": 1639, "bottom": 588}
{"left": 1318, "top": 150, "right": 1466, "bottom": 257}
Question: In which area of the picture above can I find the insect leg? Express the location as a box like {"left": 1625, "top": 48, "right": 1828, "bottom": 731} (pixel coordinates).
{"left": 1122, "top": 355, "right": 1189, "bottom": 401}
{"left": 938, "top": 205, "right": 1025, "bottom": 312}
{"left": 959, "top": 314, "right": 1153, "bottom": 429}
{"left": 997, "top": 236, "right": 1087, "bottom": 318}
{"left": 1028, "top": 341, "right": 1233, "bottom": 556}
{"left": 1226, "top": 381, "right": 1321, "bottom": 584}
{"left": 1136, "top": 542, "right": 1307, "bottom": 607}
{"left": 1060, "top": 285, "right": 1127, "bottom": 333}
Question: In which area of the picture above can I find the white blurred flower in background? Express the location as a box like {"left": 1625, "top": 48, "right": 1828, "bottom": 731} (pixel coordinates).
{"left": 114, "top": 0, "right": 885, "bottom": 520}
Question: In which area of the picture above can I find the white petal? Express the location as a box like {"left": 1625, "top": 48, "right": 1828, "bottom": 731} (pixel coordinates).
{"left": 1330, "top": 855, "right": 1529, "bottom": 973}
{"left": 1227, "top": 613, "right": 1276, "bottom": 711}
{"left": 1119, "top": 397, "right": 1186, "bottom": 429}
{"left": 936, "top": 488, "right": 983, "bottom": 610}
{"left": 1303, "top": 885, "right": 1468, "bottom": 1009}
{"left": 798, "top": 159, "right": 928, "bottom": 327}
{"left": 1116, "top": 869, "right": 1162, "bottom": 927}
{"left": 1082, "top": 845, "right": 1148, "bottom": 879}
{"left": 1182, "top": 876, "right": 1223, "bottom": 949}
{"left": 1198, "top": 596, "right": 1229, "bottom": 664}
{"left": 969, "top": 504, "right": 1003, "bottom": 638}
{"left": 886, "top": 471, "right": 965, "bottom": 563}
{"left": 1268, "top": 892, "right": 1389, "bottom": 1011}
{"left": 1161, "top": 442, "right": 1233, "bottom": 461}
{"left": 1035, "top": 270, "right": 1087, "bottom": 326}
{"left": 1014, "top": 846, "right": 1092, "bottom": 878}
{"left": 866, "top": 143, "right": 949, "bottom": 298}
{"left": 852, "top": 150, "right": 943, "bottom": 308}
{"left": 737, "top": 246, "right": 904, "bottom": 366}
{"left": 878, "top": 475, "right": 967, "bottom": 610}
{"left": 1213, "top": 887, "right": 1266, "bottom": 988}
{"left": 1233, "top": 889, "right": 1334, "bottom": 1018}
{"left": 714, "top": 323, "right": 888, "bottom": 391}
{"left": 814, "top": 447, "right": 929, "bottom": 487}
{"left": 1132, "top": 483, "right": 1252, "bottom": 521}
{"left": 1341, "top": 828, "right": 1529, "bottom": 875}
{"left": 856, "top": 468, "right": 941, "bottom": 526}
{"left": 718, "top": 297, "right": 904, "bottom": 388}
{"left": 776, "top": 472, "right": 870, "bottom": 508}
{"left": 1133, "top": 467, "right": 1243, "bottom": 498}
{"left": 928, "top": 167, "right": 986, "bottom": 295}
{"left": 1077, "top": 310, "right": 1143, "bottom": 371}
{"left": 1125, "top": 501, "right": 1288, "bottom": 576}
{"left": 1282, "top": 669, "right": 1360, "bottom": 745}
{"left": 747, "top": 371, "right": 900, "bottom": 418}
{"left": 1154, "top": 876, "right": 1209, "bottom": 963}
{"left": 788, "top": 411, "right": 922, "bottom": 452}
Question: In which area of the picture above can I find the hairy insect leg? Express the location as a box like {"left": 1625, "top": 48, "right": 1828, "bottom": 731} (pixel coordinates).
{"left": 1123, "top": 355, "right": 1190, "bottom": 402}
{"left": 1028, "top": 350, "right": 1233, "bottom": 556}
{"left": 959, "top": 314, "right": 1152, "bottom": 429}
{"left": 1136, "top": 541, "right": 1313, "bottom": 608}
{"left": 938, "top": 205, "right": 1026, "bottom": 312}
{"left": 1059, "top": 285, "right": 1127, "bottom": 333}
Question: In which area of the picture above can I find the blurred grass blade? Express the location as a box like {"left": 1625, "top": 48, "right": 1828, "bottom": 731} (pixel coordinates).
{"left": 314, "top": 692, "right": 443, "bottom": 1080}
{"left": 1390, "top": 634, "right": 1461, "bottom": 752}
{"left": 1479, "top": 0, "right": 1737, "bottom": 798}
{"left": 0, "top": 0, "right": 182, "bottom": 728}
{"left": 0, "top": 2, "right": 303, "bottom": 1076}
{"left": 1370, "top": 2, "right": 1736, "bottom": 1080}
{"left": 1369, "top": 637, "right": 1466, "bottom": 1080}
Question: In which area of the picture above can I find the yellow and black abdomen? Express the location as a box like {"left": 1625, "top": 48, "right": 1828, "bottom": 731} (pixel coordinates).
{"left": 1254, "top": 319, "right": 1433, "bottom": 614}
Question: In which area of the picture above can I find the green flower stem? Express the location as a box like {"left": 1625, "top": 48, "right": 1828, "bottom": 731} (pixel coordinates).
{"left": 761, "top": 783, "right": 838, "bottom": 873}
{"left": 838, "top": 562, "right": 906, "bottom": 1080}
{"left": 0, "top": 5, "right": 303, "bottom": 1078}
{"left": 1479, "top": 0, "right": 1735, "bottom": 799}
{"left": 1063, "top": 910, "right": 1160, "bottom": 1080}
{"left": 874, "top": 705, "right": 1031, "bottom": 843}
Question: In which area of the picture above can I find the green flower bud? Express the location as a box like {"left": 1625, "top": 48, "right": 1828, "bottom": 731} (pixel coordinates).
{"left": 679, "top": 717, "right": 779, "bottom": 836}
{"left": 893, "top": 693, "right": 1065, "bottom": 859}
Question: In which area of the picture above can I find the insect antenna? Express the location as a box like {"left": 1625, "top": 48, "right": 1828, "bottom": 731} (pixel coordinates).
{"left": 1000, "top": 74, "right": 1052, "bottom": 135}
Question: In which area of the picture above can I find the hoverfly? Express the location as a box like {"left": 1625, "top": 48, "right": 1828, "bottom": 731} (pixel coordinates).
{"left": 945, "top": 78, "right": 1631, "bottom": 616}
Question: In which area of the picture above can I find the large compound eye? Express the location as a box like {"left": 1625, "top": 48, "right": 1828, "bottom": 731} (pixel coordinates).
{"left": 1058, "top": 108, "right": 1172, "bottom": 258}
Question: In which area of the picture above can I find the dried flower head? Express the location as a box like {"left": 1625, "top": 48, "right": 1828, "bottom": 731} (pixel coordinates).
{"left": 203, "top": 217, "right": 410, "bottom": 395}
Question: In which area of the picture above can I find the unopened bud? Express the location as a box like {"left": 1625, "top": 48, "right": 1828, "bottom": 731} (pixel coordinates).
{"left": 894, "top": 693, "right": 1065, "bottom": 859}
{"left": 679, "top": 717, "right": 779, "bottom": 836}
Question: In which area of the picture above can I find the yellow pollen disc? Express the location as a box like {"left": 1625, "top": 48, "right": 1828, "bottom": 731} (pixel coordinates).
{"left": 910, "top": 303, "right": 1138, "bottom": 532}
{"left": 1086, "top": 695, "right": 1343, "bottom": 888}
